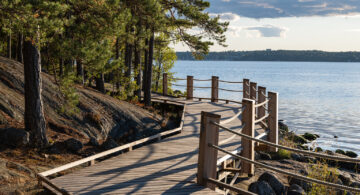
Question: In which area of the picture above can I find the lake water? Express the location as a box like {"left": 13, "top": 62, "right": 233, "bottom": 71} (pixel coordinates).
{"left": 172, "top": 61, "right": 360, "bottom": 154}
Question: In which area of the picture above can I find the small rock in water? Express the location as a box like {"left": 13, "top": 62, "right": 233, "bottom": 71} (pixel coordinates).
{"left": 248, "top": 181, "right": 276, "bottom": 195}
{"left": 335, "top": 149, "right": 346, "bottom": 155}
{"left": 258, "top": 172, "right": 285, "bottom": 195}
{"left": 345, "top": 151, "right": 358, "bottom": 158}
{"left": 278, "top": 121, "right": 289, "bottom": 132}
{"left": 314, "top": 147, "right": 323, "bottom": 152}
{"left": 334, "top": 135, "right": 338, "bottom": 138}
{"left": 302, "top": 132, "right": 318, "bottom": 141}
{"left": 325, "top": 150, "right": 334, "bottom": 155}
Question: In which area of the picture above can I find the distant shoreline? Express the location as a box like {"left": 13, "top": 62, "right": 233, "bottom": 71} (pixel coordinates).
{"left": 176, "top": 50, "right": 360, "bottom": 62}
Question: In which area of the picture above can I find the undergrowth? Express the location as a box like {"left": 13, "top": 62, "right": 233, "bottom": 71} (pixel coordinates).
{"left": 58, "top": 73, "right": 80, "bottom": 116}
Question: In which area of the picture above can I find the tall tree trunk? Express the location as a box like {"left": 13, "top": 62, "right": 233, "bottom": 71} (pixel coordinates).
{"left": 23, "top": 41, "right": 48, "bottom": 148}
{"left": 142, "top": 39, "right": 148, "bottom": 91}
{"left": 59, "top": 58, "right": 64, "bottom": 76}
{"left": 134, "top": 42, "right": 142, "bottom": 98}
{"left": 76, "top": 59, "right": 84, "bottom": 85}
{"left": 96, "top": 73, "right": 105, "bottom": 93}
{"left": 125, "top": 42, "right": 133, "bottom": 92}
{"left": 155, "top": 57, "right": 162, "bottom": 92}
{"left": 64, "top": 59, "right": 72, "bottom": 75}
{"left": 7, "top": 31, "right": 11, "bottom": 59}
{"left": 17, "top": 33, "right": 23, "bottom": 63}
{"left": 115, "top": 37, "right": 120, "bottom": 91}
{"left": 144, "top": 31, "right": 154, "bottom": 107}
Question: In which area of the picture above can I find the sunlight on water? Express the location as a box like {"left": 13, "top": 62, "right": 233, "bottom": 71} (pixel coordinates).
{"left": 173, "top": 61, "right": 360, "bottom": 154}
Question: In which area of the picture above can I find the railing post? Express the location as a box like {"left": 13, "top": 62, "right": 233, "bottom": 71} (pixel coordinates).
{"left": 250, "top": 82, "right": 257, "bottom": 101}
{"left": 211, "top": 76, "right": 219, "bottom": 102}
{"left": 267, "top": 92, "right": 278, "bottom": 152}
{"left": 163, "top": 73, "right": 168, "bottom": 96}
{"left": 187, "top": 75, "right": 193, "bottom": 100}
{"left": 243, "top": 79, "right": 250, "bottom": 99}
{"left": 241, "top": 99, "right": 255, "bottom": 175}
{"left": 197, "top": 112, "right": 221, "bottom": 190}
{"left": 257, "top": 86, "right": 266, "bottom": 119}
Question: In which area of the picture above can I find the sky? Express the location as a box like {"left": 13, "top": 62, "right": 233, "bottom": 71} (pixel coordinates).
{"left": 174, "top": 0, "right": 360, "bottom": 52}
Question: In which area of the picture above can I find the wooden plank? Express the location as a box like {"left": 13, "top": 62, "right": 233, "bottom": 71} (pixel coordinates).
{"left": 49, "top": 95, "right": 267, "bottom": 194}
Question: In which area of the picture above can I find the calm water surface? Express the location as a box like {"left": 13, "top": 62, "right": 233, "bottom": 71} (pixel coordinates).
{"left": 172, "top": 61, "right": 360, "bottom": 154}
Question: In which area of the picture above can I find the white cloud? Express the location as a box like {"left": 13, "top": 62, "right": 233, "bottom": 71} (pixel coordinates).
{"left": 245, "top": 25, "right": 289, "bottom": 38}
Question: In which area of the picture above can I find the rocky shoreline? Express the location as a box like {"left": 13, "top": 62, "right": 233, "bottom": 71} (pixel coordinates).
{"left": 236, "top": 121, "right": 360, "bottom": 195}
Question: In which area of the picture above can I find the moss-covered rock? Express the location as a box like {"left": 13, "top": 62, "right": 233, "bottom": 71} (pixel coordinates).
{"left": 271, "top": 149, "right": 291, "bottom": 160}
{"left": 315, "top": 147, "right": 323, "bottom": 152}
{"left": 345, "top": 151, "right": 358, "bottom": 158}
{"left": 335, "top": 149, "right": 345, "bottom": 155}
{"left": 302, "top": 133, "right": 318, "bottom": 141}
{"left": 278, "top": 121, "right": 289, "bottom": 132}
{"left": 292, "top": 134, "right": 308, "bottom": 144}
{"left": 325, "top": 150, "right": 334, "bottom": 155}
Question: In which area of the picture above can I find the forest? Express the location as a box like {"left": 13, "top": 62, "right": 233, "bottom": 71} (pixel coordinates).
{"left": 177, "top": 50, "right": 360, "bottom": 62}
{"left": 0, "top": 0, "right": 227, "bottom": 148}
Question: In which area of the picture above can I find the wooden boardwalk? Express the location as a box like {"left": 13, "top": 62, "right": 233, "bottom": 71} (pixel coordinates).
{"left": 51, "top": 98, "right": 265, "bottom": 194}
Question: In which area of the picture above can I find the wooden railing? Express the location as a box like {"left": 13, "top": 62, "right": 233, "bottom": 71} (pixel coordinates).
{"left": 37, "top": 98, "right": 186, "bottom": 195}
{"left": 195, "top": 79, "right": 360, "bottom": 194}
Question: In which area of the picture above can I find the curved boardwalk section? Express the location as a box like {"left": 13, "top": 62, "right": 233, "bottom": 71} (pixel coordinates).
{"left": 51, "top": 99, "right": 264, "bottom": 194}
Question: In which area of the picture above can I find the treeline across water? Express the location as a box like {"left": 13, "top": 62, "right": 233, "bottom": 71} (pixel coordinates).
{"left": 177, "top": 50, "right": 360, "bottom": 62}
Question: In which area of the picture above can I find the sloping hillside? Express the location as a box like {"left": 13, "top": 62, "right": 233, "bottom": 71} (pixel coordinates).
{"left": 0, "top": 56, "right": 165, "bottom": 142}
{"left": 0, "top": 57, "right": 172, "bottom": 194}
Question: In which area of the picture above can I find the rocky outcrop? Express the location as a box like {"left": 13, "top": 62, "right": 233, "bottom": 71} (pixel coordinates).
{"left": 64, "top": 138, "right": 83, "bottom": 153}
{"left": 0, "top": 128, "right": 29, "bottom": 147}
{"left": 0, "top": 57, "right": 167, "bottom": 144}
{"left": 258, "top": 172, "right": 285, "bottom": 195}
{"left": 249, "top": 180, "right": 276, "bottom": 195}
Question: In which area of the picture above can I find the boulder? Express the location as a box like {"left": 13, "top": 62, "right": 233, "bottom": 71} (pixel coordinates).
{"left": 338, "top": 172, "right": 351, "bottom": 186}
{"left": 278, "top": 121, "right": 289, "bottom": 132}
{"left": 257, "top": 151, "right": 272, "bottom": 160}
{"left": 64, "top": 138, "right": 83, "bottom": 153}
{"left": 289, "top": 177, "right": 311, "bottom": 192}
{"left": 315, "top": 147, "right": 323, "bottom": 152}
{"left": 291, "top": 153, "right": 304, "bottom": 162}
{"left": 292, "top": 134, "right": 308, "bottom": 144}
{"left": 89, "top": 137, "right": 100, "bottom": 147}
{"left": 102, "top": 137, "right": 119, "bottom": 150}
{"left": 350, "top": 182, "right": 360, "bottom": 188}
{"left": 345, "top": 151, "right": 358, "bottom": 158}
{"left": 335, "top": 149, "right": 346, "bottom": 155}
{"left": 258, "top": 172, "right": 285, "bottom": 195}
{"left": 248, "top": 181, "right": 276, "bottom": 195}
{"left": 288, "top": 184, "right": 305, "bottom": 195}
{"left": 302, "top": 133, "right": 318, "bottom": 141}
{"left": 0, "top": 128, "right": 29, "bottom": 147}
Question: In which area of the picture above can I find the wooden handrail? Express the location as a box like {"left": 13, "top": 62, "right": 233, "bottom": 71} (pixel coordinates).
{"left": 39, "top": 99, "right": 186, "bottom": 177}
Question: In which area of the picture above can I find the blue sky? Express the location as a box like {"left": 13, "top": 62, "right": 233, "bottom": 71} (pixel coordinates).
{"left": 174, "top": 0, "right": 360, "bottom": 51}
